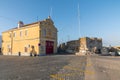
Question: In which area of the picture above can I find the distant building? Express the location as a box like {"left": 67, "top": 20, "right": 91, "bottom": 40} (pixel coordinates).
{"left": 58, "top": 40, "right": 79, "bottom": 53}
{"left": 66, "top": 40, "right": 79, "bottom": 52}
{"left": 58, "top": 37, "right": 102, "bottom": 54}
{"left": 2, "top": 16, "right": 58, "bottom": 56}
{"left": 78, "top": 37, "right": 102, "bottom": 55}
{"left": 58, "top": 43, "right": 66, "bottom": 52}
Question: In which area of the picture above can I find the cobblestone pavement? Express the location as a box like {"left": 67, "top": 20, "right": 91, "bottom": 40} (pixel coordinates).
{"left": 50, "top": 56, "right": 87, "bottom": 80}
{"left": 0, "top": 55, "right": 87, "bottom": 80}
{"left": 86, "top": 56, "right": 120, "bottom": 80}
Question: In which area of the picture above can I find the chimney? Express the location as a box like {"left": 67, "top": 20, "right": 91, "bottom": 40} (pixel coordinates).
{"left": 18, "top": 21, "right": 24, "bottom": 28}
{"left": 48, "top": 16, "right": 51, "bottom": 19}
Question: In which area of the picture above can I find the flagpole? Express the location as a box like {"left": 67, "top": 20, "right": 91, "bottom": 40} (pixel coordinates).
{"left": 50, "top": 7, "right": 52, "bottom": 17}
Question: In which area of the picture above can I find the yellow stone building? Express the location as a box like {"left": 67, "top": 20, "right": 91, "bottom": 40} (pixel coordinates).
{"left": 2, "top": 16, "right": 57, "bottom": 56}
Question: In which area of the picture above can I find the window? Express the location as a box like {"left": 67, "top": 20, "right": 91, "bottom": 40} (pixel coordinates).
{"left": 49, "top": 29, "right": 51, "bottom": 36}
{"left": 43, "top": 29, "right": 46, "bottom": 36}
{"left": 24, "top": 47, "right": 28, "bottom": 52}
{"left": 20, "top": 31, "right": 22, "bottom": 37}
{"left": 25, "top": 30, "right": 28, "bottom": 36}
{"left": 13, "top": 32, "right": 16, "bottom": 37}
{"left": 52, "top": 32, "right": 56, "bottom": 37}
{"left": 7, "top": 45, "right": 11, "bottom": 52}
{"left": 41, "top": 46, "right": 44, "bottom": 51}
{"left": 9, "top": 32, "right": 12, "bottom": 38}
{"left": 8, "top": 48, "right": 11, "bottom": 52}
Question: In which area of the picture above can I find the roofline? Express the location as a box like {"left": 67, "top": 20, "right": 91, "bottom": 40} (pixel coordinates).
{"left": 2, "top": 20, "right": 43, "bottom": 33}
{"left": 2, "top": 17, "right": 57, "bottom": 33}
{"left": 67, "top": 40, "right": 78, "bottom": 43}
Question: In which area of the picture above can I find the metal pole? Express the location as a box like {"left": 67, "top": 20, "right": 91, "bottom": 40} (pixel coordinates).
{"left": 78, "top": 4, "right": 81, "bottom": 37}
{"left": 11, "top": 31, "right": 13, "bottom": 55}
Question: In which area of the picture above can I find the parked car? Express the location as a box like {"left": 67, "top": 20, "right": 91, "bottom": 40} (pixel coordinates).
{"left": 116, "top": 50, "right": 120, "bottom": 56}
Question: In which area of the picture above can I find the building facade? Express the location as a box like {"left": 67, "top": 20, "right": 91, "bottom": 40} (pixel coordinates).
{"left": 58, "top": 37, "right": 102, "bottom": 55}
{"left": 2, "top": 16, "right": 57, "bottom": 56}
{"left": 79, "top": 37, "right": 102, "bottom": 54}
{"left": 58, "top": 40, "right": 79, "bottom": 53}
{"left": 66, "top": 40, "right": 79, "bottom": 52}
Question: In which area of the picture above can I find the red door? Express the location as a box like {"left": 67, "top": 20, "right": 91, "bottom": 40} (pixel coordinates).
{"left": 46, "top": 41, "right": 54, "bottom": 54}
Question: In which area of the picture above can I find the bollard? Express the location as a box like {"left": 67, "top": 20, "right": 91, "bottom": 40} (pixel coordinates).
{"left": 18, "top": 52, "right": 21, "bottom": 56}
{"left": 30, "top": 53, "right": 32, "bottom": 57}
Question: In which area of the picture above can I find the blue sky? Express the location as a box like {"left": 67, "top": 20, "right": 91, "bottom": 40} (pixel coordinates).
{"left": 0, "top": 0, "right": 120, "bottom": 46}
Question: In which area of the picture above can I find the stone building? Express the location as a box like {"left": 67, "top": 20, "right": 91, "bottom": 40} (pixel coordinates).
{"left": 58, "top": 40, "right": 79, "bottom": 53}
{"left": 66, "top": 40, "right": 79, "bottom": 52}
{"left": 2, "top": 16, "right": 57, "bottom": 56}
{"left": 58, "top": 37, "right": 102, "bottom": 55}
{"left": 77, "top": 37, "right": 102, "bottom": 55}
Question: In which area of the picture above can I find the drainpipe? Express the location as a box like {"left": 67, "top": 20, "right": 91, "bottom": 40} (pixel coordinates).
{"left": 11, "top": 31, "right": 13, "bottom": 55}
{"left": 10, "top": 31, "right": 13, "bottom": 55}
{"left": 39, "top": 22, "right": 41, "bottom": 55}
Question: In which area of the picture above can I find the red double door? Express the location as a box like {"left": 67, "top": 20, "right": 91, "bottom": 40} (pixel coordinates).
{"left": 46, "top": 41, "right": 54, "bottom": 54}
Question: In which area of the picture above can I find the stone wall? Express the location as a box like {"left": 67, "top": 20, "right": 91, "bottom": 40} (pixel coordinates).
{"left": 77, "top": 37, "right": 102, "bottom": 55}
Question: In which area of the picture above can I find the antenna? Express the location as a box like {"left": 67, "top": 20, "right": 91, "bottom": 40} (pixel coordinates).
{"left": 50, "top": 7, "right": 52, "bottom": 17}
{"left": 78, "top": 4, "right": 81, "bottom": 37}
